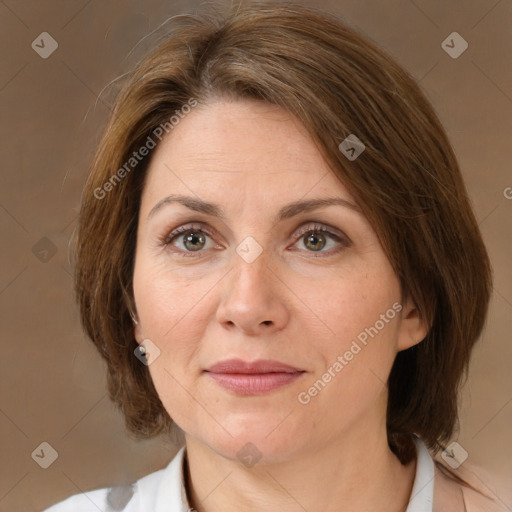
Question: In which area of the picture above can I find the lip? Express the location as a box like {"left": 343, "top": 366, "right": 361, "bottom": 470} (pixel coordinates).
{"left": 206, "top": 358, "right": 303, "bottom": 374}
{"left": 204, "top": 358, "right": 305, "bottom": 395}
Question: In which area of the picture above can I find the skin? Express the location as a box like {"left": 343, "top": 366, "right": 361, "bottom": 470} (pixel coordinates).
{"left": 132, "top": 98, "right": 428, "bottom": 512}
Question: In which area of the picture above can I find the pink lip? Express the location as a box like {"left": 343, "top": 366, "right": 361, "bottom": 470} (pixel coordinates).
{"left": 206, "top": 359, "right": 302, "bottom": 374}
{"left": 205, "top": 359, "right": 305, "bottom": 395}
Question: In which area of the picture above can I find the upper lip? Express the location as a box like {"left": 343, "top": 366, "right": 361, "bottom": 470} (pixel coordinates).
{"left": 205, "top": 359, "right": 304, "bottom": 374}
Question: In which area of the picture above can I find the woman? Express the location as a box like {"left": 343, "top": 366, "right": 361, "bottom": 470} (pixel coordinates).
{"left": 44, "top": 2, "right": 507, "bottom": 511}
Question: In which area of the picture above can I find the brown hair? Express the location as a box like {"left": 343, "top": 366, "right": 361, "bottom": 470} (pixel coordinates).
{"left": 74, "top": 0, "right": 492, "bottom": 472}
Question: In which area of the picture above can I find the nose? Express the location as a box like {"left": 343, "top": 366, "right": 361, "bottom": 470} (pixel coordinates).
{"left": 215, "top": 247, "right": 289, "bottom": 336}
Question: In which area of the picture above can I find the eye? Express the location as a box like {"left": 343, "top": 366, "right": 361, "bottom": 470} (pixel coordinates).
{"left": 161, "top": 223, "right": 219, "bottom": 257}
{"left": 290, "top": 223, "right": 351, "bottom": 257}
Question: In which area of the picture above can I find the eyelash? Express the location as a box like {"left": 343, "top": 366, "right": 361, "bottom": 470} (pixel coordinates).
{"left": 160, "top": 222, "right": 351, "bottom": 258}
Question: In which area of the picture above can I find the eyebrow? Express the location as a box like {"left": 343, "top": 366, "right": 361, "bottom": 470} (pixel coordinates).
{"left": 147, "top": 194, "right": 361, "bottom": 223}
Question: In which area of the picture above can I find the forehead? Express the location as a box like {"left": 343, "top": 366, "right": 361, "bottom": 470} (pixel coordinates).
{"left": 140, "top": 99, "right": 354, "bottom": 215}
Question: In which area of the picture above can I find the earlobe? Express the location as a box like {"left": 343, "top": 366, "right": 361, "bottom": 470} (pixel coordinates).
{"left": 130, "top": 310, "right": 144, "bottom": 344}
{"left": 134, "top": 322, "right": 144, "bottom": 344}
{"left": 397, "top": 299, "right": 429, "bottom": 352}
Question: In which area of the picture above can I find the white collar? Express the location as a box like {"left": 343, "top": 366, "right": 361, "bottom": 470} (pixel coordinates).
{"left": 405, "top": 436, "right": 435, "bottom": 512}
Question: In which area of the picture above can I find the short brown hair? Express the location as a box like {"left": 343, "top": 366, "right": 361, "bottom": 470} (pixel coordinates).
{"left": 74, "top": 1, "right": 492, "bottom": 466}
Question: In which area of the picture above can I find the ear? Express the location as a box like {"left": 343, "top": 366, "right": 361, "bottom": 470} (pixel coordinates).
{"left": 397, "top": 297, "right": 429, "bottom": 352}
{"left": 131, "top": 310, "right": 144, "bottom": 344}
{"left": 134, "top": 322, "right": 145, "bottom": 344}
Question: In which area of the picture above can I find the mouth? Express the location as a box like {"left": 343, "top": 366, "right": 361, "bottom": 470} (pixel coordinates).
{"left": 204, "top": 359, "right": 305, "bottom": 395}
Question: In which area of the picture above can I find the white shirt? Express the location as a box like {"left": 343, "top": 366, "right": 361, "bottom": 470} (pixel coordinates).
{"left": 44, "top": 436, "right": 434, "bottom": 512}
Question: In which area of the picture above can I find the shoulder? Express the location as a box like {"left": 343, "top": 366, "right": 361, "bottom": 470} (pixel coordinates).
{"left": 432, "top": 459, "right": 511, "bottom": 512}
{"left": 42, "top": 487, "right": 112, "bottom": 512}
{"left": 42, "top": 471, "right": 167, "bottom": 512}
{"left": 42, "top": 448, "right": 185, "bottom": 512}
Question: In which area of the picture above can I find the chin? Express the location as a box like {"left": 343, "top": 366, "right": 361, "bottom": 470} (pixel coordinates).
{"left": 197, "top": 414, "right": 311, "bottom": 467}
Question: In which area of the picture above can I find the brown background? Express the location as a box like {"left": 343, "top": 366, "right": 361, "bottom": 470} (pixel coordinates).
{"left": 0, "top": 1, "right": 511, "bottom": 511}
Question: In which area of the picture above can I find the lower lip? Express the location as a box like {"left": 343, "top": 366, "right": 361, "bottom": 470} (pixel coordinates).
{"left": 206, "top": 371, "right": 304, "bottom": 395}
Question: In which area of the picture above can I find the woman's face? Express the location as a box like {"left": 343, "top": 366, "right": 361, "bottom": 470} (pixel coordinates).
{"left": 133, "top": 99, "right": 425, "bottom": 464}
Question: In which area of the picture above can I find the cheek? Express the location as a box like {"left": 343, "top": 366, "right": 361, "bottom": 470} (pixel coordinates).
{"left": 133, "top": 269, "right": 207, "bottom": 423}
{"left": 145, "top": 361, "right": 207, "bottom": 437}
{"left": 133, "top": 255, "right": 216, "bottom": 339}
{"left": 296, "top": 298, "right": 401, "bottom": 430}
{"left": 309, "top": 263, "right": 400, "bottom": 342}
{"left": 132, "top": 257, "right": 220, "bottom": 400}
{"left": 305, "top": 263, "right": 402, "bottom": 388}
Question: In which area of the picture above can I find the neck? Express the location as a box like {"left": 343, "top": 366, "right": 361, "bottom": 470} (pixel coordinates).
{"left": 183, "top": 416, "right": 416, "bottom": 512}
